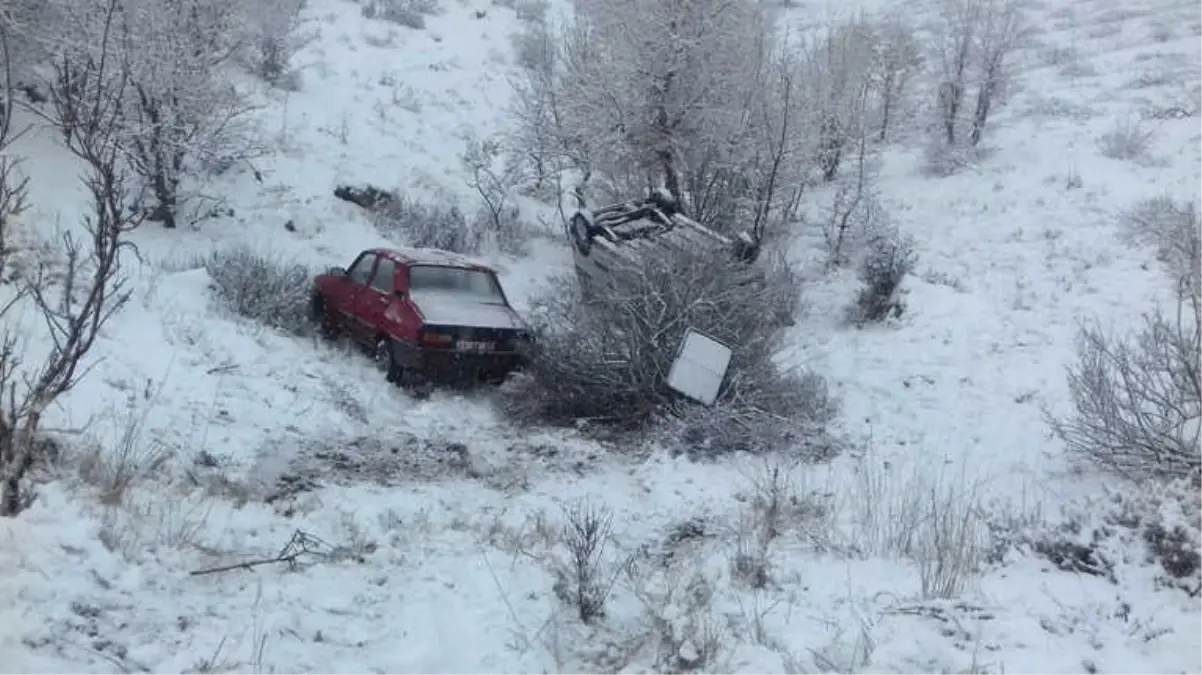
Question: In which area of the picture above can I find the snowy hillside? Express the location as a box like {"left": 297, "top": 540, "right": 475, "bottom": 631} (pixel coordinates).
{"left": 0, "top": 0, "right": 1199, "bottom": 672}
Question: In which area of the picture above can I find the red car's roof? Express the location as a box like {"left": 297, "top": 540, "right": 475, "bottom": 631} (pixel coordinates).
{"left": 371, "top": 247, "right": 494, "bottom": 272}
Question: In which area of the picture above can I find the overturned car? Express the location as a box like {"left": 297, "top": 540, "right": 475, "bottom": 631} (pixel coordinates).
{"left": 567, "top": 189, "right": 763, "bottom": 296}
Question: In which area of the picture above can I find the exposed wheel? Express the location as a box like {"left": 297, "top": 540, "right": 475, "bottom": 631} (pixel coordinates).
{"left": 374, "top": 337, "right": 404, "bottom": 385}
{"left": 310, "top": 292, "right": 337, "bottom": 340}
{"left": 570, "top": 213, "right": 594, "bottom": 256}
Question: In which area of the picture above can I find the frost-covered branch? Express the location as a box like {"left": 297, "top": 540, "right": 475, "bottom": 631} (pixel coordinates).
{"left": 0, "top": 0, "right": 139, "bottom": 515}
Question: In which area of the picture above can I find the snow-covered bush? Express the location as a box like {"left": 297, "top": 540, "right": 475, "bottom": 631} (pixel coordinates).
{"left": 204, "top": 245, "right": 313, "bottom": 335}
{"left": 990, "top": 478, "right": 1200, "bottom": 596}
{"left": 372, "top": 195, "right": 481, "bottom": 254}
{"left": 1050, "top": 296, "right": 1200, "bottom": 482}
{"left": 360, "top": 0, "right": 439, "bottom": 29}
{"left": 849, "top": 227, "right": 917, "bottom": 325}
{"left": 1097, "top": 118, "right": 1156, "bottom": 161}
{"left": 502, "top": 248, "right": 839, "bottom": 457}
{"left": 553, "top": 500, "right": 620, "bottom": 624}
{"left": 241, "top": 0, "right": 308, "bottom": 87}
{"left": 822, "top": 154, "right": 886, "bottom": 267}
{"left": 513, "top": 0, "right": 549, "bottom": 22}
{"left": 1120, "top": 197, "right": 1200, "bottom": 295}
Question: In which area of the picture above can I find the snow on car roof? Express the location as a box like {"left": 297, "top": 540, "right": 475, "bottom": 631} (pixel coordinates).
{"left": 372, "top": 246, "right": 494, "bottom": 271}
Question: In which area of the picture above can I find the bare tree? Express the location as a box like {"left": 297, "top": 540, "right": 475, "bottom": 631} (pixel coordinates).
{"left": 823, "top": 126, "right": 883, "bottom": 268}
{"left": 932, "top": 0, "right": 980, "bottom": 146}
{"left": 120, "top": 0, "right": 254, "bottom": 227}
{"left": 968, "top": 0, "right": 1026, "bottom": 146}
{"left": 866, "top": 13, "right": 923, "bottom": 142}
{"left": 541, "top": 0, "right": 777, "bottom": 229}
{"left": 461, "top": 134, "right": 523, "bottom": 251}
{"left": 0, "top": 2, "right": 140, "bottom": 516}
{"left": 43, "top": 0, "right": 256, "bottom": 228}
{"left": 805, "top": 17, "right": 875, "bottom": 182}
{"left": 748, "top": 45, "right": 805, "bottom": 241}
{"left": 506, "top": 14, "right": 593, "bottom": 199}
{"left": 0, "top": 21, "right": 29, "bottom": 279}
{"left": 0, "top": 0, "right": 53, "bottom": 79}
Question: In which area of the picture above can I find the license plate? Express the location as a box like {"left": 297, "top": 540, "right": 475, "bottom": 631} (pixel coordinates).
{"left": 457, "top": 340, "right": 494, "bottom": 352}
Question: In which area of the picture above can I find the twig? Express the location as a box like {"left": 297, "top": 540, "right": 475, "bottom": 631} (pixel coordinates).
{"left": 189, "top": 529, "right": 330, "bottom": 576}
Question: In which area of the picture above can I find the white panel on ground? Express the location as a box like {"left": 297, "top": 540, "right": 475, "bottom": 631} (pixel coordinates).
{"left": 665, "top": 328, "right": 733, "bottom": 406}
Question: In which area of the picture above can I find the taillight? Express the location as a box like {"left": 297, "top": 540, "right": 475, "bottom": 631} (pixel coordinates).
{"left": 420, "top": 331, "right": 453, "bottom": 349}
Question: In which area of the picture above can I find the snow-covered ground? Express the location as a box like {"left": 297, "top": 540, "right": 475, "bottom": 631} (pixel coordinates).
{"left": 1, "top": 0, "right": 1199, "bottom": 672}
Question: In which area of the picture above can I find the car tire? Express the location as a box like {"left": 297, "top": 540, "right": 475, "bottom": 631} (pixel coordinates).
{"left": 310, "top": 292, "right": 337, "bottom": 340}
{"left": 374, "top": 337, "right": 404, "bottom": 385}
{"left": 570, "top": 213, "right": 594, "bottom": 256}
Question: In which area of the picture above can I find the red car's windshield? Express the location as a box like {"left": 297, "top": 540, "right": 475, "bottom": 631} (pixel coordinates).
{"left": 409, "top": 265, "right": 506, "bottom": 304}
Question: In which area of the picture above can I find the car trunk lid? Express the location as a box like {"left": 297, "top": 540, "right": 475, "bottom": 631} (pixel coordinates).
{"left": 412, "top": 290, "right": 527, "bottom": 351}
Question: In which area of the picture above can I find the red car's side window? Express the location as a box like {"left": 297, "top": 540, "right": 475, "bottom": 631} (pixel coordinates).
{"left": 347, "top": 252, "right": 376, "bottom": 285}
{"left": 370, "top": 257, "right": 398, "bottom": 294}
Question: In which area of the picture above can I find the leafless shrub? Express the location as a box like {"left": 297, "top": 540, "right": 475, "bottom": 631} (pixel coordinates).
{"left": 819, "top": 120, "right": 886, "bottom": 268}
{"left": 554, "top": 499, "right": 621, "bottom": 624}
{"left": 847, "top": 453, "right": 988, "bottom": 599}
{"left": 992, "top": 478, "right": 1199, "bottom": 595}
{"left": 204, "top": 245, "right": 313, "bottom": 335}
{"left": 1049, "top": 299, "right": 1200, "bottom": 482}
{"left": 1120, "top": 197, "right": 1200, "bottom": 293}
{"left": 916, "top": 482, "right": 987, "bottom": 598}
{"left": 1144, "top": 21, "right": 1173, "bottom": 42}
{"left": 502, "top": 248, "right": 839, "bottom": 457}
{"left": 1097, "top": 118, "right": 1156, "bottom": 161}
{"left": 461, "top": 135, "right": 528, "bottom": 254}
{"left": 1035, "top": 43, "right": 1078, "bottom": 68}
{"left": 75, "top": 393, "right": 171, "bottom": 505}
{"left": 731, "top": 458, "right": 835, "bottom": 588}
{"left": 1021, "top": 94, "right": 1095, "bottom": 120}
{"left": 629, "top": 566, "right": 726, "bottom": 673}
{"left": 665, "top": 366, "right": 840, "bottom": 460}
{"left": 849, "top": 227, "right": 917, "bottom": 325}
{"left": 372, "top": 194, "right": 480, "bottom": 253}
{"left": 920, "top": 134, "right": 992, "bottom": 177}
{"left": 513, "top": 0, "right": 549, "bottom": 22}
{"left": 241, "top": 0, "right": 310, "bottom": 87}
{"left": 0, "top": 0, "right": 140, "bottom": 515}
{"left": 361, "top": 0, "right": 439, "bottom": 29}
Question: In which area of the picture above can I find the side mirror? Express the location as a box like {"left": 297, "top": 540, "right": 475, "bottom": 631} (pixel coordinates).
{"left": 327, "top": 266, "right": 347, "bottom": 277}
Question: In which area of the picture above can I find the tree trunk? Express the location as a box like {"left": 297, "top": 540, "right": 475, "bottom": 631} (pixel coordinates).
{"left": 969, "top": 76, "right": 995, "bottom": 147}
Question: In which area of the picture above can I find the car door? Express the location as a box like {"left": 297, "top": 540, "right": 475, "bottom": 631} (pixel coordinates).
{"left": 332, "top": 252, "right": 377, "bottom": 341}
{"left": 356, "top": 255, "right": 399, "bottom": 339}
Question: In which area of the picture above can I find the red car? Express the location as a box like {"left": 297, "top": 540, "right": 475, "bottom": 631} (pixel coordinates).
{"left": 310, "top": 247, "right": 531, "bottom": 386}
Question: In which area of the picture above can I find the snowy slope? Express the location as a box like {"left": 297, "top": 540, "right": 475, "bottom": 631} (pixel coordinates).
{"left": 1, "top": 0, "right": 1199, "bottom": 672}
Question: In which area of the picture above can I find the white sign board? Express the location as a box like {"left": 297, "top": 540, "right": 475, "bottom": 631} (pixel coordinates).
{"left": 665, "top": 328, "right": 732, "bottom": 406}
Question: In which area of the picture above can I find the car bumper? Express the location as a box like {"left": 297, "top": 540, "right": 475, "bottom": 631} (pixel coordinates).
{"left": 416, "top": 348, "right": 525, "bottom": 382}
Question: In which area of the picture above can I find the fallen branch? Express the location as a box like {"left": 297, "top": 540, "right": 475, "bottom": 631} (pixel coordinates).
{"left": 189, "top": 529, "right": 331, "bottom": 576}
